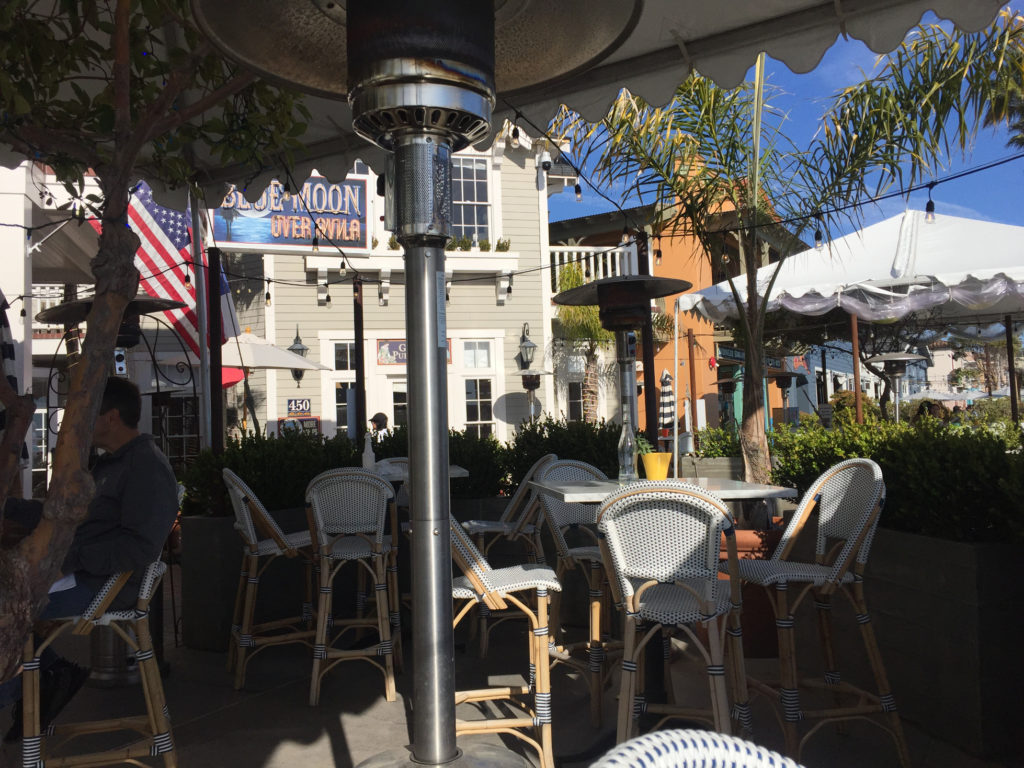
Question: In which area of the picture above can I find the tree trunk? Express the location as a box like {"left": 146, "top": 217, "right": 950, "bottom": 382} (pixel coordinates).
{"left": 0, "top": 214, "right": 139, "bottom": 684}
{"left": 738, "top": 233, "right": 771, "bottom": 484}
{"left": 583, "top": 346, "right": 600, "bottom": 423}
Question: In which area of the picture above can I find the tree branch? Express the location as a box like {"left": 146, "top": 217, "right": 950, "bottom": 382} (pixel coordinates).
{"left": 112, "top": 0, "right": 132, "bottom": 146}
{"left": 149, "top": 70, "right": 258, "bottom": 138}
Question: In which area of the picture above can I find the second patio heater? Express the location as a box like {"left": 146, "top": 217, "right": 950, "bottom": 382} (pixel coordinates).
{"left": 866, "top": 351, "right": 926, "bottom": 421}
{"left": 189, "top": 2, "right": 641, "bottom": 767}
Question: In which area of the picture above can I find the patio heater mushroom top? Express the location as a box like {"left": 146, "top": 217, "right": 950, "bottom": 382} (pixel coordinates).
{"left": 553, "top": 274, "right": 693, "bottom": 330}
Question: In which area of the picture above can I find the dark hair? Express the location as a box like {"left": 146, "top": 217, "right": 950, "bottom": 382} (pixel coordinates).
{"left": 100, "top": 377, "right": 141, "bottom": 428}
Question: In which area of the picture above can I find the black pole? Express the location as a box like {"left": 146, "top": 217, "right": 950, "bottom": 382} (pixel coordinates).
{"left": 636, "top": 232, "right": 659, "bottom": 445}
{"left": 1006, "top": 314, "right": 1019, "bottom": 423}
{"left": 353, "top": 277, "right": 367, "bottom": 436}
{"left": 207, "top": 246, "right": 224, "bottom": 455}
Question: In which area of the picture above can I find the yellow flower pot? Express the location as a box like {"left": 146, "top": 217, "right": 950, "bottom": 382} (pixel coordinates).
{"left": 640, "top": 452, "right": 672, "bottom": 481}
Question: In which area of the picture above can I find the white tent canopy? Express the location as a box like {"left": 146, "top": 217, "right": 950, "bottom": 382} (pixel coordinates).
{"left": 678, "top": 210, "right": 1024, "bottom": 326}
{"left": 0, "top": 2, "right": 1005, "bottom": 208}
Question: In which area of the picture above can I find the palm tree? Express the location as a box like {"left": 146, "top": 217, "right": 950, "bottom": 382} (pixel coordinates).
{"left": 553, "top": 10, "right": 1024, "bottom": 481}
{"left": 553, "top": 262, "right": 614, "bottom": 422}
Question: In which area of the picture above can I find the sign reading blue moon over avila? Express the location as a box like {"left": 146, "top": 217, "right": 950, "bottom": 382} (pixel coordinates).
{"left": 213, "top": 176, "right": 369, "bottom": 249}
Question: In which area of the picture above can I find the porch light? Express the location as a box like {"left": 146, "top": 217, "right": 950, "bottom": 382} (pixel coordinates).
{"left": 287, "top": 328, "right": 309, "bottom": 384}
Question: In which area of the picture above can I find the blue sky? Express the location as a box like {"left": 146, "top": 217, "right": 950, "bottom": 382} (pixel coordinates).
{"left": 549, "top": 18, "right": 1024, "bottom": 232}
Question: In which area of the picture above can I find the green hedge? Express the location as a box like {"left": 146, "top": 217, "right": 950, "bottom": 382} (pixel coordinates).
{"left": 504, "top": 416, "right": 620, "bottom": 488}
{"left": 770, "top": 420, "right": 1024, "bottom": 543}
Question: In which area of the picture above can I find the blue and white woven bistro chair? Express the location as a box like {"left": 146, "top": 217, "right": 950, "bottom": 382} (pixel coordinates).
{"left": 591, "top": 728, "right": 806, "bottom": 768}
{"left": 449, "top": 514, "right": 561, "bottom": 768}
{"left": 19, "top": 561, "right": 177, "bottom": 767}
{"left": 597, "top": 480, "right": 750, "bottom": 743}
{"left": 727, "top": 458, "right": 910, "bottom": 766}
{"left": 461, "top": 453, "right": 557, "bottom": 656}
{"left": 535, "top": 458, "right": 616, "bottom": 727}
{"left": 223, "top": 468, "right": 316, "bottom": 689}
{"left": 306, "top": 467, "right": 397, "bottom": 704}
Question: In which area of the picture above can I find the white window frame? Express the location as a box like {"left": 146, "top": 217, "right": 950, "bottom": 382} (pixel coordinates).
{"left": 451, "top": 154, "right": 491, "bottom": 243}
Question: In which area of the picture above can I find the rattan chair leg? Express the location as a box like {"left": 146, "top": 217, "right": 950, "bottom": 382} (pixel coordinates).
{"left": 21, "top": 639, "right": 41, "bottom": 757}
{"left": 534, "top": 589, "right": 555, "bottom": 768}
{"left": 616, "top": 617, "right": 640, "bottom": 744}
{"left": 548, "top": 561, "right": 567, "bottom": 644}
{"left": 725, "top": 603, "right": 752, "bottom": 735}
{"left": 772, "top": 583, "right": 802, "bottom": 758}
{"left": 660, "top": 628, "right": 675, "bottom": 706}
{"left": 309, "top": 555, "right": 333, "bottom": 706}
{"left": 135, "top": 619, "right": 177, "bottom": 767}
{"left": 233, "top": 555, "right": 260, "bottom": 690}
{"left": 227, "top": 563, "right": 247, "bottom": 672}
{"left": 387, "top": 557, "right": 403, "bottom": 674}
{"left": 372, "top": 557, "right": 397, "bottom": 702}
{"left": 587, "top": 559, "right": 604, "bottom": 728}
{"left": 704, "top": 615, "right": 732, "bottom": 734}
{"left": 851, "top": 581, "right": 912, "bottom": 768}
{"left": 812, "top": 589, "right": 846, "bottom": 731}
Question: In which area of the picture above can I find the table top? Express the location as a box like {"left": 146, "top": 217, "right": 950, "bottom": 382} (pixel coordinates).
{"left": 529, "top": 476, "right": 797, "bottom": 504}
{"left": 373, "top": 463, "right": 469, "bottom": 481}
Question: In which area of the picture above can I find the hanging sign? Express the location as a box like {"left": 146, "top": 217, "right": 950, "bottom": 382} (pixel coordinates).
{"left": 287, "top": 398, "right": 312, "bottom": 417}
{"left": 377, "top": 339, "right": 452, "bottom": 365}
{"left": 213, "top": 175, "right": 368, "bottom": 250}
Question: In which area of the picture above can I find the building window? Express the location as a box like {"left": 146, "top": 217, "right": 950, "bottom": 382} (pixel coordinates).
{"left": 463, "top": 340, "right": 491, "bottom": 369}
{"left": 152, "top": 396, "right": 200, "bottom": 474}
{"left": 393, "top": 384, "right": 408, "bottom": 428}
{"left": 465, "top": 378, "right": 492, "bottom": 438}
{"left": 335, "top": 342, "right": 356, "bottom": 370}
{"left": 452, "top": 156, "right": 489, "bottom": 242}
{"left": 567, "top": 382, "right": 584, "bottom": 422}
{"left": 336, "top": 382, "right": 354, "bottom": 436}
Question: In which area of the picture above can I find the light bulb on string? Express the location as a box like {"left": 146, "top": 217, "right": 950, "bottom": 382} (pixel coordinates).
{"left": 620, "top": 227, "right": 630, "bottom": 245}
{"left": 340, "top": 258, "right": 347, "bottom": 277}
{"left": 574, "top": 183, "right": 582, "bottom": 202}
{"left": 265, "top": 278, "right": 272, "bottom": 307}
{"left": 925, "top": 183, "right": 936, "bottom": 223}
{"left": 510, "top": 119, "right": 520, "bottom": 149}
{"left": 655, "top": 236, "right": 663, "bottom": 266}
{"left": 311, "top": 234, "right": 319, "bottom": 252}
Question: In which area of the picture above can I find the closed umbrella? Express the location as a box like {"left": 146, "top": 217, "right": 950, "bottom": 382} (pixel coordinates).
{"left": 658, "top": 370, "right": 675, "bottom": 441}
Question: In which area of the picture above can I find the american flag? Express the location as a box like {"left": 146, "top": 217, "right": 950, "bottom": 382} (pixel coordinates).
{"left": 91, "top": 181, "right": 240, "bottom": 355}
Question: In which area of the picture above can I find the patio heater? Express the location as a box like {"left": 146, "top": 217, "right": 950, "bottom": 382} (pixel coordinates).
{"left": 555, "top": 275, "right": 690, "bottom": 483}
{"left": 189, "top": 3, "right": 641, "bottom": 767}
{"left": 766, "top": 371, "right": 799, "bottom": 425}
{"left": 866, "top": 351, "right": 926, "bottom": 421}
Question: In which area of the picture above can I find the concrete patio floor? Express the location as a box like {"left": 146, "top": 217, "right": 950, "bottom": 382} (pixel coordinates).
{"left": 1, "top": 567, "right": 1019, "bottom": 768}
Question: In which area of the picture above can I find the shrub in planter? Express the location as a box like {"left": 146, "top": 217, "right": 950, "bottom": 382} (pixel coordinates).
{"left": 181, "top": 430, "right": 359, "bottom": 515}
{"left": 504, "top": 417, "right": 619, "bottom": 488}
{"left": 695, "top": 427, "right": 741, "bottom": 458}
{"left": 770, "top": 420, "right": 1024, "bottom": 543}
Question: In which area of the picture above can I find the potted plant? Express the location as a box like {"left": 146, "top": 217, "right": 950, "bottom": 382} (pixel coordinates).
{"left": 636, "top": 432, "right": 671, "bottom": 480}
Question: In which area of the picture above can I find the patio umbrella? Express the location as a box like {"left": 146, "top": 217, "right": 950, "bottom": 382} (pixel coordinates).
{"left": 220, "top": 330, "right": 331, "bottom": 372}
{"left": 905, "top": 388, "right": 964, "bottom": 401}
{"left": 658, "top": 369, "right": 675, "bottom": 439}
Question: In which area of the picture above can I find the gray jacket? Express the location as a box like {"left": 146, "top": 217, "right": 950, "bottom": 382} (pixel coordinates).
{"left": 7, "top": 434, "right": 178, "bottom": 610}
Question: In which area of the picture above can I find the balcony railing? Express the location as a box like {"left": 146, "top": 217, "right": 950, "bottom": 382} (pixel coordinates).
{"left": 549, "top": 245, "right": 637, "bottom": 293}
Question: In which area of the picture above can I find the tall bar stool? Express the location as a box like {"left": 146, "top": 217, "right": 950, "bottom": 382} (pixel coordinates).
{"left": 449, "top": 514, "right": 561, "bottom": 768}
{"left": 223, "top": 469, "right": 316, "bottom": 689}
{"left": 461, "top": 453, "right": 556, "bottom": 656}
{"left": 597, "top": 480, "right": 750, "bottom": 743}
{"left": 730, "top": 458, "right": 910, "bottom": 766}
{"left": 535, "top": 458, "right": 615, "bottom": 727}
{"left": 20, "top": 561, "right": 176, "bottom": 767}
{"left": 306, "top": 468, "right": 397, "bottom": 704}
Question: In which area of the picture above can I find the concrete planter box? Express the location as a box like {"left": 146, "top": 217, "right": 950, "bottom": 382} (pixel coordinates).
{"left": 181, "top": 508, "right": 312, "bottom": 652}
{"left": 825, "top": 529, "right": 1022, "bottom": 757}
{"left": 677, "top": 456, "right": 744, "bottom": 480}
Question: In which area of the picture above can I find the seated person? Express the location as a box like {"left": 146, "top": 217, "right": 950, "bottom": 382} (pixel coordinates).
{"left": 1, "top": 377, "right": 179, "bottom": 741}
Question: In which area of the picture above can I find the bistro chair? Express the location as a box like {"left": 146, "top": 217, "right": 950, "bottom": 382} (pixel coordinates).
{"left": 371, "top": 455, "right": 409, "bottom": 667}
{"left": 223, "top": 468, "right": 316, "bottom": 690}
{"left": 591, "top": 729, "right": 806, "bottom": 768}
{"left": 729, "top": 458, "right": 910, "bottom": 766}
{"left": 461, "top": 453, "right": 556, "bottom": 656}
{"left": 20, "top": 561, "right": 177, "bottom": 767}
{"left": 449, "top": 514, "right": 562, "bottom": 768}
{"left": 306, "top": 468, "right": 398, "bottom": 704}
{"left": 534, "top": 458, "right": 615, "bottom": 727}
{"left": 597, "top": 481, "right": 750, "bottom": 742}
